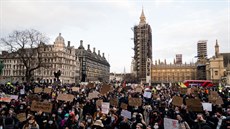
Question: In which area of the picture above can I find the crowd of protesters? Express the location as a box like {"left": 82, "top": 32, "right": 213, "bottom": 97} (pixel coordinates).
{"left": 0, "top": 81, "right": 229, "bottom": 129}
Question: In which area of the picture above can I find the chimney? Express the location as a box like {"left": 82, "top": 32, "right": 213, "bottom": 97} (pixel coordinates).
{"left": 102, "top": 53, "right": 105, "bottom": 58}
{"left": 80, "top": 40, "right": 83, "bottom": 46}
{"left": 68, "top": 41, "right": 70, "bottom": 47}
{"left": 164, "top": 59, "right": 166, "bottom": 64}
{"left": 88, "top": 44, "right": 90, "bottom": 50}
{"left": 98, "top": 50, "right": 100, "bottom": 55}
{"left": 93, "top": 47, "right": 96, "bottom": 53}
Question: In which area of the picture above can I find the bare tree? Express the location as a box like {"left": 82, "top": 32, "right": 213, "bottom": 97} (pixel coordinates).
{"left": 1, "top": 29, "right": 49, "bottom": 82}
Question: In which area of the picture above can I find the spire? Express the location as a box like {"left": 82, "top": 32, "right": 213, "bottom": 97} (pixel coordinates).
{"left": 215, "top": 39, "right": 220, "bottom": 57}
{"left": 139, "top": 8, "right": 146, "bottom": 25}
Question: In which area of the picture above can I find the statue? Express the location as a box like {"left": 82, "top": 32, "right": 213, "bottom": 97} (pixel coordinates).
{"left": 54, "top": 70, "right": 61, "bottom": 82}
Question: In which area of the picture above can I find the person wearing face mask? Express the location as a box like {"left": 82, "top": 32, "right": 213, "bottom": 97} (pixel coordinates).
{"left": 45, "top": 116, "right": 58, "bottom": 129}
{"left": 60, "top": 113, "right": 70, "bottom": 129}
{"left": 22, "top": 115, "right": 39, "bottom": 129}
{"left": 176, "top": 115, "right": 190, "bottom": 129}
{"left": 149, "top": 111, "right": 162, "bottom": 129}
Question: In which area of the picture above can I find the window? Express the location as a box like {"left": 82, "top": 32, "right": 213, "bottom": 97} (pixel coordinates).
{"left": 215, "top": 71, "right": 218, "bottom": 76}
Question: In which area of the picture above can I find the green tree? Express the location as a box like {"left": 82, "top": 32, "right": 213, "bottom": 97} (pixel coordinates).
{"left": 0, "top": 29, "right": 49, "bottom": 82}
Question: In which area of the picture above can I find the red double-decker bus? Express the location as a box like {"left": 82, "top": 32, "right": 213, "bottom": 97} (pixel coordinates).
{"left": 183, "top": 80, "right": 214, "bottom": 87}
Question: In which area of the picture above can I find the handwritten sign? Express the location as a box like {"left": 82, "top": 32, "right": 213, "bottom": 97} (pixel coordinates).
{"left": 44, "top": 88, "right": 52, "bottom": 94}
{"left": 101, "top": 102, "right": 110, "bottom": 114}
{"left": 100, "top": 84, "right": 111, "bottom": 95}
{"left": 31, "top": 101, "right": 53, "bottom": 113}
{"left": 57, "top": 94, "right": 74, "bottom": 102}
{"left": 17, "top": 113, "right": 26, "bottom": 122}
{"left": 121, "top": 110, "right": 131, "bottom": 119}
{"left": 186, "top": 99, "right": 203, "bottom": 112}
{"left": 172, "top": 96, "right": 183, "bottom": 107}
{"left": 72, "top": 87, "right": 79, "bottom": 92}
{"left": 88, "top": 91, "right": 99, "bottom": 99}
{"left": 128, "top": 98, "right": 142, "bottom": 106}
{"left": 164, "top": 118, "right": 179, "bottom": 129}
{"left": 86, "top": 83, "right": 95, "bottom": 88}
{"left": 202, "top": 102, "right": 212, "bottom": 111}
{"left": 27, "top": 94, "right": 40, "bottom": 102}
{"left": 34, "top": 87, "right": 43, "bottom": 93}
{"left": 143, "top": 92, "right": 152, "bottom": 98}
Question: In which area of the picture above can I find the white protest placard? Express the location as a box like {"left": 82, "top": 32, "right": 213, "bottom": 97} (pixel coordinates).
{"left": 101, "top": 102, "right": 110, "bottom": 114}
{"left": 143, "top": 92, "right": 152, "bottom": 98}
{"left": 121, "top": 110, "right": 131, "bottom": 119}
{"left": 164, "top": 118, "right": 179, "bottom": 129}
{"left": 202, "top": 102, "right": 212, "bottom": 111}
{"left": 10, "top": 95, "right": 18, "bottom": 100}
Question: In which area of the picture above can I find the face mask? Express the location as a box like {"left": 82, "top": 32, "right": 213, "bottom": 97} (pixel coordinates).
{"left": 111, "top": 117, "right": 115, "bottom": 121}
{"left": 75, "top": 115, "right": 79, "bottom": 120}
{"left": 48, "top": 120, "right": 53, "bottom": 124}
{"left": 175, "top": 111, "right": 179, "bottom": 114}
{"left": 20, "top": 106, "right": 23, "bottom": 110}
{"left": 87, "top": 119, "right": 92, "bottom": 123}
{"left": 64, "top": 117, "right": 68, "bottom": 120}
{"left": 58, "top": 110, "right": 62, "bottom": 114}
{"left": 154, "top": 125, "right": 159, "bottom": 129}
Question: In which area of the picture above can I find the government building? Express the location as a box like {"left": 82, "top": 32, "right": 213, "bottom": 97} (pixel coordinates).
{"left": 75, "top": 41, "right": 110, "bottom": 83}
{"left": 0, "top": 33, "right": 79, "bottom": 84}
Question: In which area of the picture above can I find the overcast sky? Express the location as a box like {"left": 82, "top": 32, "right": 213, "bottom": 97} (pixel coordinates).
{"left": 1, "top": 0, "right": 229, "bottom": 73}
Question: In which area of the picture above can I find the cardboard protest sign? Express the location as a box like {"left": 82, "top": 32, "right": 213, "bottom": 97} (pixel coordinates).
{"left": 31, "top": 101, "right": 53, "bottom": 113}
{"left": 34, "top": 87, "right": 43, "bottom": 93}
{"left": 57, "top": 94, "right": 74, "bottom": 102}
{"left": 186, "top": 99, "right": 203, "bottom": 112}
{"left": 44, "top": 88, "right": 52, "bottom": 94}
{"left": 110, "top": 97, "right": 118, "bottom": 107}
{"left": 120, "top": 103, "right": 128, "bottom": 110}
{"left": 123, "top": 86, "right": 132, "bottom": 91}
{"left": 86, "top": 83, "right": 95, "bottom": 88}
{"left": 202, "top": 102, "right": 212, "bottom": 111}
{"left": 101, "top": 102, "right": 110, "bottom": 114}
{"left": 135, "top": 86, "right": 143, "bottom": 93}
{"left": 143, "top": 92, "right": 152, "bottom": 98}
{"left": 100, "top": 84, "right": 111, "bottom": 95}
{"left": 17, "top": 113, "right": 26, "bottom": 122}
{"left": 164, "top": 118, "right": 179, "bottom": 129}
{"left": 27, "top": 94, "right": 40, "bottom": 102}
{"left": 121, "top": 110, "right": 131, "bottom": 119}
{"left": 88, "top": 91, "right": 99, "bottom": 99}
{"left": 128, "top": 98, "right": 142, "bottom": 107}
{"left": 172, "top": 96, "right": 183, "bottom": 107}
{"left": 208, "top": 91, "right": 224, "bottom": 105}
{"left": 96, "top": 99, "right": 103, "bottom": 107}
{"left": 72, "top": 87, "right": 79, "bottom": 92}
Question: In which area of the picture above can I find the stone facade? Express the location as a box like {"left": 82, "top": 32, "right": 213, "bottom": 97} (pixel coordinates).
{"left": 0, "top": 33, "right": 79, "bottom": 84}
{"left": 151, "top": 60, "right": 196, "bottom": 84}
{"left": 75, "top": 41, "right": 110, "bottom": 83}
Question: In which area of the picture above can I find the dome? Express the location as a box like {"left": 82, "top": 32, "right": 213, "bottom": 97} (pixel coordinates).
{"left": 54, "top": 33, "right": 65, "bottom": 48}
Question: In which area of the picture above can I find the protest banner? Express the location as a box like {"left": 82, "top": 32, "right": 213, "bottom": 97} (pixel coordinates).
{"left": 34, "top": 87, "right": 43, "bottom": 93}
{"left": 44, "top": 88, "right": 52, "bottom": 94}
{"left": 164, "top": 118, "right": 179, "bottom": 129}
{"left": 121, "top": 110, "right": 131, "bottom": 119}
{"left": 186, "top": 99, "right": 203, "bottom": 112}
{"left": 101, "top": 102, "right": 110, "bottom": 114}
{"left": 72, "top": 87, "right": 79, "bottom": 92}
{"left": 0, "top": 94, "right": 11, "bottom": 102}
{"left": 128, "top": 98, "right": 142, "bottom": 107}
{"left": 202, "top": 102, "right": 212, "bottom": 111}
{"left": 110, "top": 97, "right": 118, "bottom": 107}
{"left": 143, "top": 92, "right": 152, "bottom": 98}
{"left": 17, "top": 113, "right": 26, "bottom": 122}
{"left": 120, "top": 103, "right": 128, "bottom": 110}
{"left": 100, "top": 84, "right": 111, "bottom": 95}
{"left": 31, "top": 101, "right": 53, "bottom": 113}
{"left": 57, "top": 94, "right": 74, "bottom": 102}
{"left": 96, "top": 99, "right": 103, "bottom": 107}
{"left": 172, "top": 96, "right": 183, "bottom": 107}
